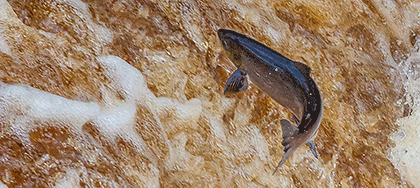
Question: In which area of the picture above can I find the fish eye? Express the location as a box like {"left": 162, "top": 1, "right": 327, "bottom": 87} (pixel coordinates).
{"left": 222, "top": 40, "right": 227, "bottom": 46}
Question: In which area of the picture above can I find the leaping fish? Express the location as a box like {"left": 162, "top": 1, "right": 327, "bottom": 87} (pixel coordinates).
{"left": 217, "top": 29, "right": 323, "bottom": 175}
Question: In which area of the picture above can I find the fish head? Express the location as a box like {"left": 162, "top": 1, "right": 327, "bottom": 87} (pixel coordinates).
{"left": 218, "top": 29, "right": 244, "bottom": 68}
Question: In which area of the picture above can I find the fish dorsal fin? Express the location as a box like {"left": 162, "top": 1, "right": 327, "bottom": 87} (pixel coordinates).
{"left": 294, "top": 61, "right": 311, "bottom": 76}
{"left": 223, "top": 69, "right": 248, "bottom": 95}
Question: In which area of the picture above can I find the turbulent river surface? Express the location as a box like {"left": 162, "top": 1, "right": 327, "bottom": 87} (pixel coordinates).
{"left": 0, "top": 0, "right": 419, "bottom": 187}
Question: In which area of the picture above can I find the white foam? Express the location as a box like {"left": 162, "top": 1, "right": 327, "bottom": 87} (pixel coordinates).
{"left": 0, "top": 82, "right": 101, "bottom": 136}
{"left": 92, "top": 24, "right": 114, "bottom": 45}
{"left": 0, "top": 35, "right": 11, "bottom": 56}
{"left": 0, "top": 181, "right": 7, "bottom": 188}
{"left": 0, "top": 55, "right": 162, "bottom": 166}
{"left": 154, "top": 97, "right": 202, "bottom": 129}
{"left": 164, "top": 132, "right": 204, "bottom": 171}
{"left": 0, "top": 0, "right": 17, "bottom": 21}
{"left": 88, "top": 103, "right": 156, "bottom": 165}
{"left": 57, "top": 0, "right": 89, "bottom": 16}
{"left": 55, "top": 0, "right": 114, "bottom": 45}
{"left": 248, "top": 125, "right": 269, "bottom": 163}
{"left": 91, "top": 55, "right": 166, "bottom": 165}
{"left": 389, "top": 45, "right": 420, "bottom": 186}
{"left": 54, "top": 169, "right": 80, "bottom": 188}
{"left": 209, "top": 117, "right": 227, "bottom": 142}
{"left": 90, "top": 104, "right": 137, "bottom": 139}
{"left": 0, "top": 1, "right": 17, "bottom": 57}
{"left": 174, "top": 98, "right": 202, "bottom": 122}
{"left": 97, "top": 55, "right": 156, "bottom": 107}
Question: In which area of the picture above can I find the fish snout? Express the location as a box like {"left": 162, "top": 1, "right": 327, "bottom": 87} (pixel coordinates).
{"left": 217, "top": 29, "right": 228, "bottom": 39}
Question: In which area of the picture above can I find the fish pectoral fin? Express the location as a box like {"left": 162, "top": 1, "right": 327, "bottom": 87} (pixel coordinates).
{"left": 223, "top": 69, "right": 248, "bottom": 95}
{"left": 294, "top": 61, "right": 311, "bottom": 76}
{"left": 307, "top": 140, "right": 319, "bottom": 159}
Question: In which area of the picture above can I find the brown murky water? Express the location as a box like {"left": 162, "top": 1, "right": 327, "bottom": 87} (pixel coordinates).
{"left": 0, "top": 0, "right": 419, "bottom": 187}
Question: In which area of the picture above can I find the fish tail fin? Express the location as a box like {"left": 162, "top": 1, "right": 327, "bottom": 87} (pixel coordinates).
{"left": 272, "top": 146, "right": 298, "bottom": 175}
{"left": 272, "top": 119, "right": 299, "bottom": 175}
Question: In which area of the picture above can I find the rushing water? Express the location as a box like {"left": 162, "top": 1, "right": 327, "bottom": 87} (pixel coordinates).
{"left": 0, "top": 0, "right": 419, "bottom": 187}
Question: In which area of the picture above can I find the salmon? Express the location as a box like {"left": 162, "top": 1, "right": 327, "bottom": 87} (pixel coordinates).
{"left": 218, "top": 29, "right": 323, "bottom": 174}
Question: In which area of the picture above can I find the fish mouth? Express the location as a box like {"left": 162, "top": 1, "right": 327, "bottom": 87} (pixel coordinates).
{"left": 217, "top": 29, "right": 237, "bottom": 41}
{"left": 217, "top": 29, "right": 228, "bottom": 39}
